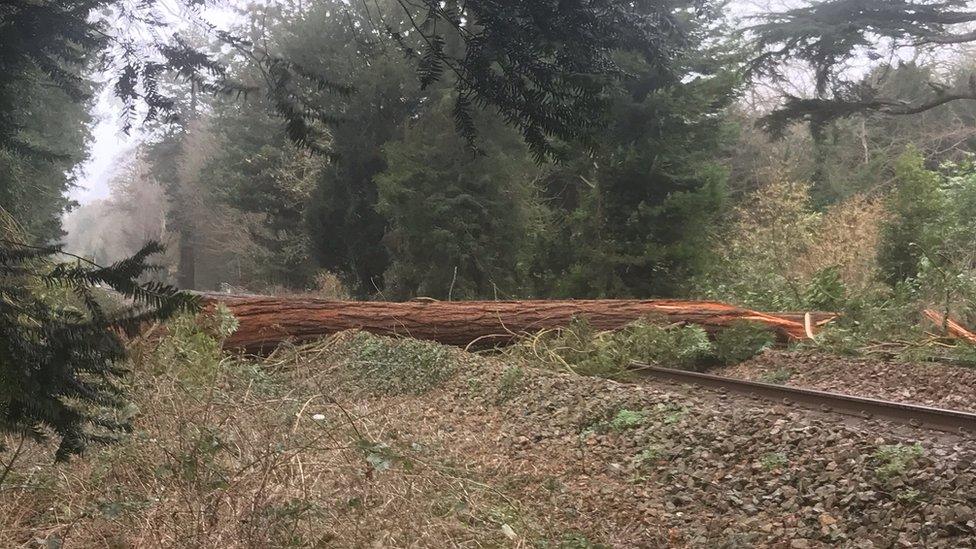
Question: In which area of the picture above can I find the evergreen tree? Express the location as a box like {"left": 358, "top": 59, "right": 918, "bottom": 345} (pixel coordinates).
{"left": 0, "top": 1, "right": 204, "bottom": 462}
{"left": 0, "top": 72, "right": 91, "bottom": 241}
{"left": 808, "top": 62, "right": 976, "bottom": 205}
{"left": 525, "top": 19, "right": 739, "bottom": 297}
{"left": 0, "top": 214, "right": 196, "bottom": 460}
{"left": 0, "top": 1, "right": 248, "bottom": 242}
{"left": 291, "top": 1, "right": 423, "bottom": 295}
{"left": 380, "top": 0, "right": 701, "bottom": 159}
{"left": 201, "top": 101, "right": 324, "bottom": 289}
{"left": 376, "top": 94, "right": 539, "bottom": 299}
{"left": 878, "top": 149, "right": 945, "bottom": 286}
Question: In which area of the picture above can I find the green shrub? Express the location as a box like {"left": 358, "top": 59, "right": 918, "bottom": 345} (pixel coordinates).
{"left": 346, "top": 332, "right": 455, "bottom": 395}
{"left": 0, "top": 226, "right": 197, "bottom": 462}
{"left": 692, "top": 179, "right": 819, "bottom": 310}
{"left": 712, "top": 321, "right": 775, "bottom": 365}
{"left": 803, "top": 266, "right": 847, "bottom": 311}
{"left": 873, "top": 151, "right": 976, "bottom": 324}
{"left": 878, "top": 149, "right": 944, "bottom": 287}
{"left": 617, "top": 319, "right": 713, "bottom": 370}
{"left": 654, "top": 403, "right": 687, "bottom": 425}
{"left": 154, "top": 304, "right": 238, "bottom": 383}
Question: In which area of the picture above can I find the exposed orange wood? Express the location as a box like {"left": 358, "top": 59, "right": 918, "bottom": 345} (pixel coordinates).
{"left": 923, "top": 309, "right": 976, "bottom": 344}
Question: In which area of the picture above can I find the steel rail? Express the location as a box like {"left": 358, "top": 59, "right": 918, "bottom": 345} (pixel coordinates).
{"left": 635, "top": 364, "right": 976, "bottom": 436}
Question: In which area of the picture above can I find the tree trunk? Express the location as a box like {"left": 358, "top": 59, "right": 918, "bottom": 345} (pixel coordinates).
{"left": 199, "top": 294, "right": 834, "bottom": 352}
{"left": 177, "top": 226, "right": 195, "bottom": 290}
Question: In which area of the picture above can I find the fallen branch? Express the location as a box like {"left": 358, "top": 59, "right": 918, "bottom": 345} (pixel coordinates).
{"left": 923, "top": 309, "right": 976, "bottom": 345}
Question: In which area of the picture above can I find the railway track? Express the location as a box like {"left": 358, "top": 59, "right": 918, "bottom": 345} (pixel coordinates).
{"left": 635, "top": 364, "right": 976, "bottom": 436}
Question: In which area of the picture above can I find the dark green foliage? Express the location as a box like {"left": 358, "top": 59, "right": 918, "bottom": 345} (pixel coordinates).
{"left": 215, "top": 3, "right": 356, "bottom": 153}
{"left": 189, "top": 0, "right": 422, "bottom": 294}
{"left": 902, "top": 156, "right": 976, "bottom": 324}
{"left": 0, "top": 74, "right": 91, "bottom": 241}
{"left": 25, "top": 0, "right": 740, "bottom": 302}
{"left": 523, "top": 47, "right": 738, "bottom": 298}
{"left": 376, "top": 95, "right": 538, "bottom": 299}
{"left": 803, "top": 267, "right": 847, "bottom": 311}
{"left": 201, "top": 104, "right": 322, "bottom": 289}
{"left": 752, "top": 0, "right": 976, "bottom": 89}
{"left": 0, "top": 2, "right": 101, "bottom": 144}
{"left": 0, "top": 234, "right": 197, "bottom": 460}
{"left": 621, "top": 320, "right": 714, "bottom": 370}
{"left": 389, "top": 0, "right": 701, "bottom": 160}
{"left": 302, "top": 34, "right": 422, "bottom": 295}
{"left": 0, "top": 0, "right": 95, "bottom": 241}
{"left": 2, "top": 0, "right": 717, "bottom": 255}
{"left": 712, "top": 322, "right": 775, "bottom": 365}
{"left": 178, "top": 0, "right": 738, "bottom": 300}
{"left": 0, "top": 1, "right": 249, "bottom": 138}
{"left": 0, "top": 1, "right": 234, "bottom": 242}
{"left": 878, "top": 149, "right": 944, "bottom": 286}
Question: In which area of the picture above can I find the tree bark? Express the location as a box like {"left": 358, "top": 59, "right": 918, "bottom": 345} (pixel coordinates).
{"left": 200, "top": 294, "right": 834, "bottom": 352}
{"left": 177, "top": 226, "right": 195, "bottom": 290}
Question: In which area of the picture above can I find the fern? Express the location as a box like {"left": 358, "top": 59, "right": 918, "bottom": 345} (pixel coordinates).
{"left": 0, "top": 236, "right": 198, "bottom": 461}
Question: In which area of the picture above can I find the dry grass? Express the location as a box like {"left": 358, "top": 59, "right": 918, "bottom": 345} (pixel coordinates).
{"left": 4, "top": 324, "right": 976, "bottom": 547}
{"left": 0, "top": 329, "right": 535, "bottom": 548}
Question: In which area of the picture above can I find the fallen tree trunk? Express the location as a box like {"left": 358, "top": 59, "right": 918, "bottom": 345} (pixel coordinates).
{"left": 199, "top": 294, "right": 834, "bottom": 352}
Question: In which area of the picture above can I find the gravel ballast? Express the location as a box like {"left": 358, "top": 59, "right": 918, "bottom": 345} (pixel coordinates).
{"left": 316, "top": 335, "right": 976, "bottom": 547}
{"left": 717, "top": 350, "right": 976, "bottom": 413}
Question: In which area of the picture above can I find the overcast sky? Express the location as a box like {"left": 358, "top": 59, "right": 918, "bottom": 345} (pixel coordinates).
{"left": 70, "top": 90, "right": 138, "bottom": 204}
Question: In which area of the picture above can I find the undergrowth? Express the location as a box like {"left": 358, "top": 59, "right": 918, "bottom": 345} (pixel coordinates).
{"left": 505, "top": 317, "right": 775, "bottom": 379}
{"left": 712, "top": 321, "right": 776, "bottom": 365}
{"left": 0, "top": 318, "right": 569, "bottom": 546}
{"left": 343, "top": 331, "right": 456, "bottom": 394}
{"left": 795, "top": 283, "right": 976, "bottom": 365}
{"left": 697, "top": 162, "right": 976, "bottom": 365}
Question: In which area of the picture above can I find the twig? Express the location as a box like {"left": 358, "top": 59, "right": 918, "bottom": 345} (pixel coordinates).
{"left": 0, "top": 435, "right": 27, "bottom": 489}
{"left": 448, "top": 265, "right": 457, "bottom": 302}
